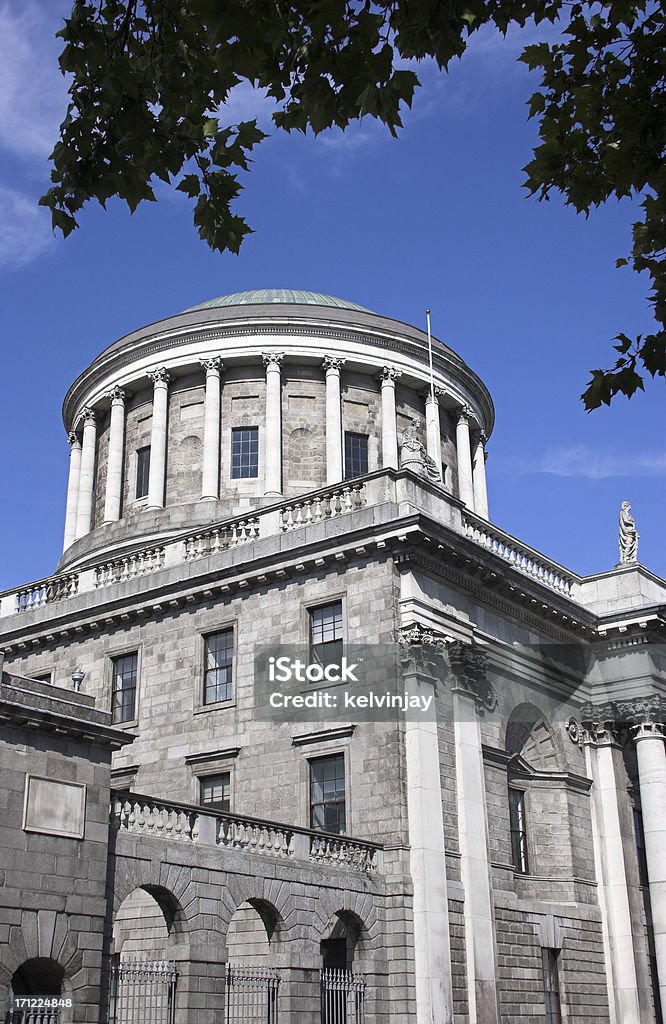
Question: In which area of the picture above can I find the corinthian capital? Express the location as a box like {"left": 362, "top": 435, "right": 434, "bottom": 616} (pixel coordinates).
{"left": 104, "top": 385, "right": 126, "bottom": 404}
{"left": 323, "top": 355, "right": 346, "bottom": 373}
{"left": 148, "top": 366, "right": 171, "bottom": 385}
{"left": 262, "top": 351, "right": 284, "bottom": 370}
{"left": 80, "top": 407, "right": 96, "bottom": 424}
{"left": 67, "top": 431, "right": 80, "bottom": 447}
{"left": 448, "top": 640, "right": 497, "bottom": 712}
{"left": 379, "top": 365, "right": 401, "bottom": 383}
{"left": 200, "top": 355, "right": 224, "bottom": 374}
{"left": 456, "top": 404, "right": 472, "bottom": 425}
{"left": 473, "top": 430, "right": 488, "bottom": 449}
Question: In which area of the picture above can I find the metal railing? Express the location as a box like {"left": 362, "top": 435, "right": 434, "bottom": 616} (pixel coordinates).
{"left": 6, "top": 1011, "right": 60, "bottom": 1024}
{"left": 321, "top": 969, "right": 365, "bottom": 1024}
{"left": 226, "top": 965, "right": 279, "bottom": 1023}
{"left": 108, "top": 958, "right": 177, "bottom": 1024}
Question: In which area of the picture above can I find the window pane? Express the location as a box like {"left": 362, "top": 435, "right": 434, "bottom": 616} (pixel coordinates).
{"left": 310, "top": 602, "right": 343, "bottom": 668}
{"left": 200, "top": 772, "right": 231, "bottom": 812}
{"left": 344, "top": 432, "right": 369, "bottom": 480}
{"left": 204, "top": 630, "right": 234, "bottom": 704}
{"left": 310, "top": 754, "right": 346, "bottom": 835}
{"left": 509, "top": 788, "right": 529, "bottom": 873}
{"left": 231, "top": 426, "right": 259, "bottom": 479}
{"left": 136, "top": 446, "right": 151, "bottom": 498}
{"left": 111, "top": 653, "right": 138, "bottom": 724}
{"left": 542, "top": 949, "right": 563, "bottom": 1024}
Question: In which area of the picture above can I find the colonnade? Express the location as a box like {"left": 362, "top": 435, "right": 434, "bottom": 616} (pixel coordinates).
{"left": 62, "top": 355, "right": 490, "bottom": 551}
{"left": 574, "top": 701, "right": 666, "bottom": 1022}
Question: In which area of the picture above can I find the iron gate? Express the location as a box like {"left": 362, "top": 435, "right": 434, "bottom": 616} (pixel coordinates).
{"left": 6, "top": 1010, "right": 60, "bottom": 1024}
{"left": 225, "top": 965, "right": 279, "bottom": 1023}
{"left": 321, "top": 969, "right": 365, "bottom": 1024}
{"left": 108, "top": 959, "right": 177, "bottom": 1024}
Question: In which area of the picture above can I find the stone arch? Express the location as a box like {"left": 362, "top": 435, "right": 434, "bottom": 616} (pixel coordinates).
{"left": 313, "top": 891, "right": 380, "bottom": 968}
{"left": 505, "top": 702, "right": 561, "bottom": 771}
{"left": 220, "top": 875, "right": 300, "bottom": 943}
{"left": 112, "top": 883, "right": 187, "bottom": 958}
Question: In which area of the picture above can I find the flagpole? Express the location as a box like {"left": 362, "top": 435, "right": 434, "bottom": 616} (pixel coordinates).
{"left": 426, "top": 308, "right": 434, "bottom": 401}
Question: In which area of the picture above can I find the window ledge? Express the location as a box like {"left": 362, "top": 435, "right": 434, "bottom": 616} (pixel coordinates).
{"left": 194, "top": 700, "right": 236, "bottom": 715}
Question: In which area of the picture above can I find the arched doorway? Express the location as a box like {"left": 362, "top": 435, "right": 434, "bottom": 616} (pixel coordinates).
{"left": 7, "top": 958, "right": 65, "bottom": 1023}
{"left": 109, "top": 887, "right": 181, "bottom": 1024}
{"left": 319, "top": 912, "right": 365, "bottom": 1024}
{"left": 226, "top": 900, "right": 280, "bottom": 1023}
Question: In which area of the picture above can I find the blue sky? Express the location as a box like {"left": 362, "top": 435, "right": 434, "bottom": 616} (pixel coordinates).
{"left": 0, "top": 0, "right": 663, "bottom": 590}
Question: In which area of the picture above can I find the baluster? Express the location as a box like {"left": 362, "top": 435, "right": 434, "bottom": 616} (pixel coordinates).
{"left": 342, "top": 486, "right": 353, "bottom": 513}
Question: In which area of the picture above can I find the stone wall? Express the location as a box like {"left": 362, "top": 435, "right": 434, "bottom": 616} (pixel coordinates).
{"left": 0, "top": 688, "right": 118, "bottom": 1023}
{"left": 6, "top": 557, "right": 406, "bottom": 846}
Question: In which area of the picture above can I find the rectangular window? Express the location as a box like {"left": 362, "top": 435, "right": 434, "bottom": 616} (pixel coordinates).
{"left": 231, "top": 426, "right": 259, "bottom": 479}
{"left": 204, "top": 629, "right": 234, "bottom": 704}
{"left": 199, "top": 772, "right": 231, "bottom": 812}
{"left": 111, "top": 653, "right": 138, "bottom": 724}
{"left": 32, "top": 672, "right": 53, "bottom": 684}
{"left": 542, "top": 949, "right": 563, "bottom": 1024}
{"left": 509, "top": 788, "right": 529, "bottom": 873}
{"left": 309, "top": 601, "right": 343, "bottom": 669}
{"left": 310, "top": 754, "right": 346, "bottom": 834}
{"left": 344, "top": 431, "right": 369, "bottom": 480}
{"left": 136, "top": 446, "right": 151, "bottom": 498}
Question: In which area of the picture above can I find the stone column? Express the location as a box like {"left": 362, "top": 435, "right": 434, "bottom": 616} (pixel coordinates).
{"left": 263, "top": 352, "right": 283, "bottom": 496}
{"left": 200, "top": 357, "right": 224, "bottom": 501}
{"left": 424, "top": 389, "right": 443, "bottom": 481}
{"left": 455, "top": 405, "right": 475, "bottom": 510}
{"left": 146, "top": 367, "right": 170, "bottom": 511}
{"left": 75, "top": 409, "right": 97, "bottom": 539}
{"left": 379, "top": 365, "right": 400, "bottom": 470}
{"left": 323, "top": 356, "right": 345, "bottom": 484}
{"left": 63, "top": 431, "right": 82, "bottom": 551}
{"left": 472, "top": 431, "right": 489, "bottom": 520}
{"left": 400, "top": 630, "right": 454, "bottom": 1024}
{"left": 102, "top": 386, "right": 126, "bottom": 524}
{"left": 449, "top": 643, "right": 499, "bottom": 1024}
{"left": 582, "top": 719, "right": 643, "bottom": 1023}
{"left": 633, "top": 719, "right": 666, "bottom": 1015}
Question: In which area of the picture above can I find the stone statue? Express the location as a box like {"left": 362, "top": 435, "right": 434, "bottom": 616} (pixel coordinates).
{"left": 399, "top": 418, "right": 440, "bottom": 482}
{"left": 619, "top": 501, "right": 639, "bottom": 563}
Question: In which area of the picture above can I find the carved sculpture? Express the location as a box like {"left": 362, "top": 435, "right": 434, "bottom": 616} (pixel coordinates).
{"left": 399, "top": 418, "right": 440, "bottom": 482}
{"left": 619, "top": 500, "right": 639, "bottom": 563}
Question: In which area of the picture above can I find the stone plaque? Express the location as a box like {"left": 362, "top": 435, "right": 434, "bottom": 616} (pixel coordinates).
{"left": 23, "top": 775, "right": 86, "bottom": 839}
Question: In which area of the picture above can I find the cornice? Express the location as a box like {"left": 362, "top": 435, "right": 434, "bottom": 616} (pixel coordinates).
{"left": 62, "top": 316, "right": 494, "bottom": 435}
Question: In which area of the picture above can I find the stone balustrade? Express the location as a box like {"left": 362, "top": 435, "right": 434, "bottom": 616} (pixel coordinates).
{"left": 94, "top": 546, "right": 166, "bottom": 587}
{"left": 462, "top": 510, "right": 577, "bottom": 597}
{"left": 0, "top": 471, "right": 585, "bottom": 618}
{"left": 111, "top": 792, "right": 382, "bottom": 873}
{"left": 279, "top": 482, "right": 366, "bottom": 531}
{"left": 183, "top": 518, "right": 260, "bottom": 561}
{"left": 15, "top": 573, "right": 79, "bottom": 613}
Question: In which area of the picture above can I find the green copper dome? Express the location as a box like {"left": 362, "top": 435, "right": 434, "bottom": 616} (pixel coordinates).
{"left": 185, "top": 289, "right": 372, "bottom": 313}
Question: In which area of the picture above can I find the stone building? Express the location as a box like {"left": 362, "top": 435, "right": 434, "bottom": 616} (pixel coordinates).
{"left": 0, "top": 288, "right": 664, "bottom": 1024}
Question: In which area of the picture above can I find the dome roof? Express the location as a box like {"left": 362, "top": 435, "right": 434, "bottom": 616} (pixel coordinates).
{"left": 185, "top": 289, "right": 372, "bottom": 313}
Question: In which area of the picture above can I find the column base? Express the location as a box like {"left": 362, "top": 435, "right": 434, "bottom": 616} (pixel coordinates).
{"left": 264, "top": 490, "right": 283, "bottom": 498}
{"left": 199, "top": 495, "right": 218, "bottom": 502}
{"left": 145, "top": 503, "right": 164, "bottom": 512}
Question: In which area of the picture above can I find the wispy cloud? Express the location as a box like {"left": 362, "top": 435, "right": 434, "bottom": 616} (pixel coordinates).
{"left": 502, "top": 445, "right": 666, "bottom": 480}
{"left": 0, "top": 185, "right": 53, "bottom": 268}
{"left": 0, "top": 2, "right": 66, "bottom": 269}
{"left": 0, "top": 2, "right": 67, "bottom": 161}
